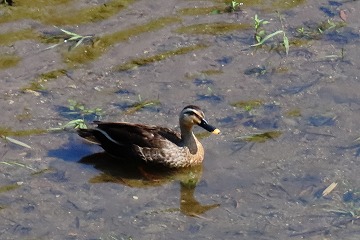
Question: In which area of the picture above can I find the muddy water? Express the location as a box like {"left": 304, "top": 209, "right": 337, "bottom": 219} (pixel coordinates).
{"left": 1, "top": 0, "right": 360, "bottom": 239}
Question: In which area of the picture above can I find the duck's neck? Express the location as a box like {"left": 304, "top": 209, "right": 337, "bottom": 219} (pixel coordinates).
{"left": 180, "top": 124, "right": 198, "bottom": 154}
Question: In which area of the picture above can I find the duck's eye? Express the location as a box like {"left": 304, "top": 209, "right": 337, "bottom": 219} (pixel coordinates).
{"left": 184, "top": 112, "right": 202, "bottom": 124}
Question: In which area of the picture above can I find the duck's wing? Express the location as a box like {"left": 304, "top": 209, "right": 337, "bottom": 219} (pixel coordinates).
{"left": 78, "top": 122, "right": 181, "bottom": 149}
{"left": 78, "top": 122, "right": 188, "bottom": 166}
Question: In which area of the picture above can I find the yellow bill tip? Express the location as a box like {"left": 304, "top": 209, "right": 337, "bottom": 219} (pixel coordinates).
{"left": 212, "top": 128, "right": 221, "bottom": 134}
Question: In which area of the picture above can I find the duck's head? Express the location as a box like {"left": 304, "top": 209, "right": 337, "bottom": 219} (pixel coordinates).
{"left": 179, "top": 105, "right": 220, "bottom": 134}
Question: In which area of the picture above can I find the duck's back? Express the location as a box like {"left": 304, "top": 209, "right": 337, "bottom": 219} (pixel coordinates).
{"left": 78, "top": 122, "right": 186, "bottom": 165}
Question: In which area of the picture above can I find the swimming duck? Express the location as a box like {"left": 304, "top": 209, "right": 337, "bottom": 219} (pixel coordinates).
{"left": 77, "top": 105, "right": 220, "bottom": 168}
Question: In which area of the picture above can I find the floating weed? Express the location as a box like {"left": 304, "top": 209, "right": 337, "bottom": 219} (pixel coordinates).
{"left": 116, "top": 44, "right": 208, "bottom": 71}
{"left": 66, "top": 99, "right": 103, "bottom": 117}
{"left": 236, "top": 131, "right": 282, "bottom": 143}
{"left": 295, "top": 19, "right": 346, "bottom": 40}
{"left": 178, "top": 6, "right": 222, "bottom": 16}
{"left": 251, "top": 14, "right": 289, "bottom": 55}
{"left": 0, "top": 183, "right": 21, "bottom": 194}
{"left": 231, "top": 99, "right": 263, "bottom": 111}
{"left": 0, "top": 0, "right": 133, "bottom": 25}
{"left": 48, "top": 119, "right": 87, "bottom": 131}
{"left": 63, "top": 16, "right": 181, "bottom": 67}
{"left": 0, "top": 28, "right": 39, "bottom": 46}
{"left": 0, "top": 127, "right": 46, "bottom": 148}
{"left": 21, "top": 69, "right": 67, "bottom": 93}
{"left": 200, "top": 69, "right": 223, "bottom": 75}
{"left": 286, "top": 108, "right": 302, "bottom": 117}
{"left": 0, "top": 55, "right": 21, "bottom": 70}
{"left": 176, "top": 22, "right": 251, "bottom": 35}
{"left": 1, "top": 136, "right": 31, "bottom": 149}
{"left": 224, "top": 0, "right": 243, "bottom": 13}
{"left": 43, "top": 27, "right": 95, "bottom": 51}
{"left": 0, "top": 127, "right": 47, "bottom": 137}
{"left": 0, "top": 161, "right": 36, "bottom": 171}
{"left": 124, "top": 98, "right": 161, "bottom": 115}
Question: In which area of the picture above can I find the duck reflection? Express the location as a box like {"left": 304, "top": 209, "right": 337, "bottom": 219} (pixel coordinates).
{"left": 79, "top": 152, "right": 219, "bottom": 216}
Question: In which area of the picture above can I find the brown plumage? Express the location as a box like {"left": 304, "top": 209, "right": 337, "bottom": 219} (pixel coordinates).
{"left": 78, "top": 105, "right": 220, "bottom": 168}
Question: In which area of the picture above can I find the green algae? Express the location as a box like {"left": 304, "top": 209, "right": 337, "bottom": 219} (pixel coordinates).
{"left": 218, "top": 0, "right": 306, "bottom": 12}
{"left": 237, "top": 131, "right": 282, "bottom": 143}
{"left": 0, "top": 127, "right": 47, "bottom": 137}
{"left": 176, "top": 22, "right": 251, "bottom": 35}
{"left": 39, "top": 69, "right": 67, "bottom": 79}
{"left": 231, "top": 99, "right": 263, "bottom": 111}
{"left": 177, "top": 6, "right": 222, "bottom": 15}
{"left": 0, "top": 55, "right": 21, "bottom": 69}
{"left": 21, "top": 69, "right": 67, "bottom": 92}
{"left": 0, "top": 183, "right": 20, "bottom": 194}
{"left": 116, "top": 44, "right": 208, "bottom": 71}
{"left": 63, "top": 16, "right": 181, "bottom": 67}
{"left": 124, "top": 99, "right": 161, "bottom": 115}
{"left": 0, "top": 0, "right": 134, "bottom": 25}
{"left": 201, "top": 69, "right": 223, "bottom": 75}
{"left": 286, "top": 108, "right": 302, "bottom": 117}
{"left": 0, "top": 29, "right": 39, "bottom": 46}
{"left": 16, "top": 108, "right": 32, "bottom": 121}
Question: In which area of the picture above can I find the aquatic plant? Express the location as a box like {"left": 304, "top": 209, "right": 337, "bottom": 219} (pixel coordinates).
{"left": 251, "top": 14, "right": 289, "bottom": 55}
{"left": 124, "top": 95, "right": 160, "bottom": 115}
{"left": 67, "top": 99, "right": 103, "bottom": 117}
{"left": 225, "top": 0, "right": 243, "bottom": 13}
{"left": 235, "top": 131, "right": 282, "bottom": 143}
{"left": 43, "top": 27, "right": 95, "bottom": 51}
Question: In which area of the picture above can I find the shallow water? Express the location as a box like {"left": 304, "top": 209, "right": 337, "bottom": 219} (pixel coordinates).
{"left": 1, "top": 0, "right": 360, "bottom": 239}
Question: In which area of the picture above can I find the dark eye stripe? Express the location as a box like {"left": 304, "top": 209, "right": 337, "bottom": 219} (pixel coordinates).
{"left": 182, "top": 109, "right": 203, "bottom": 120}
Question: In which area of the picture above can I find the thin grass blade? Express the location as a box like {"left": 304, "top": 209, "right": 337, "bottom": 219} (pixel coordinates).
{"left": 1, "top": 136, "right": 31, "bottom": 149}
{"left": 251, "top": 30, "right": 284, "bottom": 47}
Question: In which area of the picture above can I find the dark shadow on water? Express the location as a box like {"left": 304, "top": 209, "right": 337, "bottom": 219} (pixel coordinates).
{"left": 79, "top": 152, "right": 220, "bottom": 217}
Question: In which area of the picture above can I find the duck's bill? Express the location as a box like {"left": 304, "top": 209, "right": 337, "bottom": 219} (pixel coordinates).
{"left": 199, "top": 119, "right": 221, "bottom": 134}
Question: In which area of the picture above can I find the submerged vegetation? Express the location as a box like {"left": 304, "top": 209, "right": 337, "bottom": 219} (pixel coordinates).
{"left": 176, "top": 22, "right": 251, "bottom": 35}
{"left": 0, "top": 0, "right": 134, "bottom": 25}
{"left": 251, "top": 14, "right": 289, "bottom": 55}
{"left": 295, "top": 19, "right": 346, "bottom": 40}
{"left": 0, "top": 55, "right": 21, "bottom": 69}
{"left": 0, "top": 183, "right": 21, "bottom": 194}
{"left": 21, "top": 69, "right": 67, "bottom": 92}
{"left": 0, "top": 28, "right": 39, "bottom": 46}
{"left": 63, "top": 16, "right": 181, "bottom": 67}
{"left": 231, "top": 99, "right": 264, "bottom": 111}
{"left": 67, "top": 99, "right": 103, "bottom": 117}
{"left": 116, "top": 44, "right": 208, "bottom": 71}
{"left": 0, "top": 127, "right": 46, "bottom": 137}
{"left": 236, "top": 131, "right": 282, "bottom": 143}
{"left": 124, "top": 96, "right": 161, "bottom": 115}
{"left": 43, "top": 27, "right": 95, "bottom": 51}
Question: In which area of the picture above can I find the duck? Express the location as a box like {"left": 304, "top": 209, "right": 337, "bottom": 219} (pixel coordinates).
{"left": 77, "top": 105, "right": 220, "bottom": 168}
